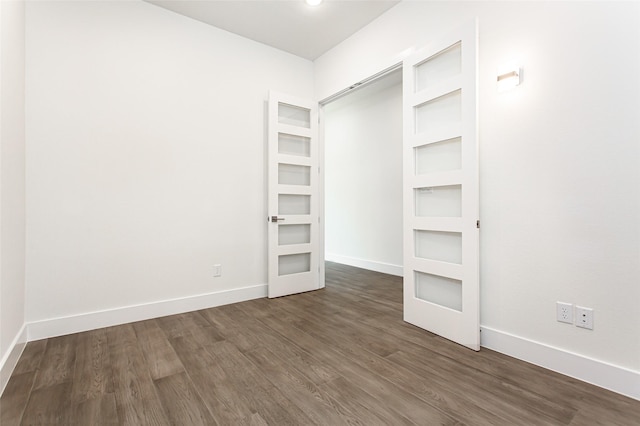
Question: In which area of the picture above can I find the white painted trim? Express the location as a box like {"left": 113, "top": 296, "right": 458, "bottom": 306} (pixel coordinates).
{"left": 318, "top": 103, "right": 326, "bottom": 290}
{"left": 326, "top": 253, "right": 403, "bottom": 277}
{"left": 481, "top": 326, "right": 640, "bottom": 401}
{"left": 28, "top": 284, "right": 267, "bottom": 342}
{"left": 0, "top": 323, "right": 28, "bottom": 397}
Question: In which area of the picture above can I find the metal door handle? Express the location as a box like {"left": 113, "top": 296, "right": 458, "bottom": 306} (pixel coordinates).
{"left": 270, "top": 216, "right": 285, "bottom": 223}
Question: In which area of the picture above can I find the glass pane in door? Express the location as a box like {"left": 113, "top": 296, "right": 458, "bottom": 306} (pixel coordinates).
{"left": 278, "top": 133, "right": 311, "bottom": 157}
{"left": 415, "top": 271, "right": 462, "bottom": 312}
{"left": 279, "top": 253, "right": 311, "bottom": 276}
{"left": 415, "top": 185, "right": 461, "bottom": 217}
{"left": 415, "top": 90, "right": 461, "bottom": 136}
{"left": 415, "top": 42, "right": 462, "bottom": 92}
{"left": 278, "top": 224, "right": 311, "bottom": 246}
{"left": 278, "top": 103, "right": 311, "bottom": 128}
{"left": 278, "top": 194, "right": 311, "bottom": 215}
{"left": 415, "top": 230, "right": 462, "bottom": 264}
{"left": 415, "top": 137, "right": 462, "bottom": 174}
{"left": 279, "top": 163, "right": 311, "bottom": 186}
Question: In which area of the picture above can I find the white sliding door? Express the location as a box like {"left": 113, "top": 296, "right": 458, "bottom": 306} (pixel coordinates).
{"left": 402, "top": 21, "right": 480, "bottom": 350}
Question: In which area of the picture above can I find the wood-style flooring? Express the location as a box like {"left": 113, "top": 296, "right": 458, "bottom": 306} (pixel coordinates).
{"left": 2, "top": 262, "right": 639, "bottom": 425}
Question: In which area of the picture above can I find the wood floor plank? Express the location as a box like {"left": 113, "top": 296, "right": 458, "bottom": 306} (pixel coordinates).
{"left": 0, "top": 371, "right": 36, "bottom": 425}
{"left": 205, "top": 340, "right": 316, "bottom": 425}
{"left": 568, "top": 400, "right": 640, "bottom": 426}
{"left": 168, "top": 335, "right": 254, "bottom": 424}
{"left": 155, "top": 311, "right": 212, "bottom": 339}
{"left": 132, "top": 319, "right": 185, "bottom": 380}
{"left": 20, "top": 381, "right": 73, "bottom": 425}
{"left": 154, "top": 372, "right": 217, "bottom": 425}
{"left": 212, "top": 302, "right": 319, "bottom": 361}
{"left": 198, "top": 305, "right": 245, "bottom": 336}
{"left": 71, "top": 328, "right": 114, "bottom": 403}
{"left": 107, "top": 325, "right": 171, "bottom": 425}
{"left": 248, "top": 412, "right": 269, "bottom": 426}
{"left": 279, "top": 294, "right": 402, "bottom": 358}
{"left": 32, "top": 334, "right": 77, "bottom": 390}
{"left": 71, "top": 393, "right": 120, "bottom": 425}
{"left": 12, "top": 340, "right": 47, "bottom": 376}
{"left": 318, "top": 376, "right": 416, "bottom": 425}
{"left": 243, "top": 346, "right": 358, "bottom": 425}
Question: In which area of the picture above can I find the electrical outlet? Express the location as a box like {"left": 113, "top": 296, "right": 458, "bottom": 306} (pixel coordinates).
{"left": 575, "top": 306, "right": 594, "bottom": 330}
{"left": 556, "top": 302, "right": 573, "bottom": 324}
{"left": 213, "top": 264, "right": 222, "bottom": 277}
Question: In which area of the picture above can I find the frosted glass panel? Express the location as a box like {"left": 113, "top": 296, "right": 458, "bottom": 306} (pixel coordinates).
{"left": 415, "top": 230, "right": 462, "bottom": 264}
{"left": 278, "top": 103, "right": 310, "bottom": 128}
{"left": 415, "top": 185, "right": 461, "bottom": 217}
{"left": 415, "top": 138, "right": 462, "bottom": 175}
{"left": 415, "top": 43, "right": 462, "bottom": 92}
{"left": 278, "top": 133, "right": 310, "bottom": 157}
{"left": 278, "top": 194, "right": 310, "bottom": 215}
{"left": 415, "top": 271, "right": 462, "bottom": 312}
{"left": 279, "top": 163, "right": 311, "bottom": 186}
{"left": 415, "top": 90, "right": 461, "bottom": 135}
{"left": 279, "top": 253, "right": 311, "bottom": 276}
{"left": 278, "top": 224, "right": 311, "bottom": 246}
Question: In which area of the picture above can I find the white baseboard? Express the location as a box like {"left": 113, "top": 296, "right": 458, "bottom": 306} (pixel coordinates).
{"left": 481, "top": 326, "right": 640, "bottom": 401}
{"left": 326, "top": 253, "right": 403, "bottom": 277}
{"left": 0, "top": 323, "right": 28, "bottom": 397}
{"left": 28, "top": 283, "right": 267, "bottom": 342}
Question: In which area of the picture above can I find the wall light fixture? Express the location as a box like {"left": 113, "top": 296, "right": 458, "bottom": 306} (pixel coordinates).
{"left": 497, "top": 66, "right": 521, "bottom": 92}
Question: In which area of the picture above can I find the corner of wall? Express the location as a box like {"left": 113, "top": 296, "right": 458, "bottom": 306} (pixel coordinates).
{"left": 0, "top": 324, "right": 27, "bottom": 397}
{"left": 0, "top": 0, "right": 27, "bottom": 399}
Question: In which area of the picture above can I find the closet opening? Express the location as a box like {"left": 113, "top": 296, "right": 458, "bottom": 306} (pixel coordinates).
{"left": 321, "top": 67, "right": 404, "bottom": 280}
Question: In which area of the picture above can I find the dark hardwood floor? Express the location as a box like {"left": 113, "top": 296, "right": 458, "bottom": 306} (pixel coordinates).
{"left": 2, "top": 262, "right": 639, "bottom": 425}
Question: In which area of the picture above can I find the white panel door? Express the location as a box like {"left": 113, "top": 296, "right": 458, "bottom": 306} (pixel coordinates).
{"left": 403, "top": 22, "right": 480, "bottom": 350}
{"left": 268, "top": 91, "right": 322, "bottom": 298}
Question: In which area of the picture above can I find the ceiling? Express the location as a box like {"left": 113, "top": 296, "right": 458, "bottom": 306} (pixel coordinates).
{"left": 146, "top": 0, "right": 400, "bottom": 60}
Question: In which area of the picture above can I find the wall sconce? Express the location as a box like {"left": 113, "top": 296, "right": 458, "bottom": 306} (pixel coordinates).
{"left": 497, "top": 66, "right": 521, "bottom": 92}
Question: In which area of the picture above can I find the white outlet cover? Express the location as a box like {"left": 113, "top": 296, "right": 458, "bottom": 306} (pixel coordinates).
{"left": 575, "top": 306, "right": 594, "bottom": 330}
{"left": 556, "top": 301, "right": 573, "bottom": 324}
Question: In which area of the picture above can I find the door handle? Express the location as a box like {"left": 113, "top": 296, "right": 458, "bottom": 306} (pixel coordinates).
{"left": 270, "top": 216, "right": 285, "bottom": 223}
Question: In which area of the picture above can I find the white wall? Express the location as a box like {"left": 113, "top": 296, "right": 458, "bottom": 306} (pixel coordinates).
{"left": 25, "top": 1, "right": 313, "bottom": 334}
{"left": 0, "top": 0, "right": 27, "bottom": 393}
{"left": 324, "top": 71, "right": 403, "bottom": 275}
{"left": 315, "top": 0, "right": 640, "bottom": 393}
